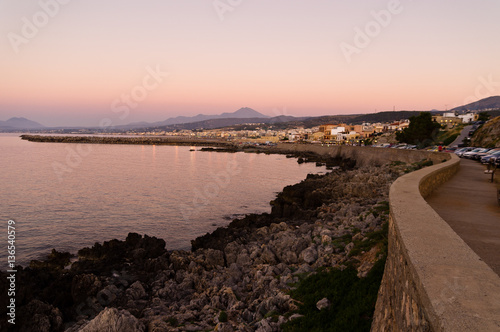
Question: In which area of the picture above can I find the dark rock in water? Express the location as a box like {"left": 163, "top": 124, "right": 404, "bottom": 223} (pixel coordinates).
{"left": 191, "top": 213, "right": 275, "bottom": 252}
{"left": 270, "top": 173, "right": 328, "bottom": 219}
{"left": 29, "top": 249, "right": 73, "bottom": 270}
{"left": 73, "top": 233, "right": 167, "bottom": 274}
{"left": 125, "top": 232, "right": 142, "bottom": 247}
{"left": 0, "top": 233, "right": 168, "bottom": 331}
{"left": 191, "top": 171, "right": 342, "bottom": 252}
{"left": 200, "top": 147, "right": 238, "bottom": 153}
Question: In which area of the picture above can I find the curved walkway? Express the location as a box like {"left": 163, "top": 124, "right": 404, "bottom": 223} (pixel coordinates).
{"left": 426, "top": 158, "right": 500, "bottom": 275}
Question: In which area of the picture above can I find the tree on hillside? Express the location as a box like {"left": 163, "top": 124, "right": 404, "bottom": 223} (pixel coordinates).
{"left": 395, "top": 112, "right": 442, "bottom": 147}
{"left": 477, "top": 112, "right": 491, "bottom": 122}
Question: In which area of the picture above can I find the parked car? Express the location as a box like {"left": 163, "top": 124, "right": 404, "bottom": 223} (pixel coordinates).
{"left": 491, "top": 155, "right": 500, "bottom": 167}
{"left": 374, "top": 143, "right": 391, "bottom": 148}
{"left": 470, "top": 148, "right": 493, "bottom": 160}
{"left": 481, "top": 151, "right": 500, "bottom": 164}
{"left": 477, "top": 148, "right": 500, "bottom": 160}
{"left": 462, "top": 148, "right": 488, "bottom": 159}
{"left": 455, "top": 147, "right": 475, "bottom": 157}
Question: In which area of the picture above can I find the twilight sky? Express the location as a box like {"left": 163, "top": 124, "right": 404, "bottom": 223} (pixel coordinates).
{"left": 1, "top": 0, "right": 500, "bottom": 127}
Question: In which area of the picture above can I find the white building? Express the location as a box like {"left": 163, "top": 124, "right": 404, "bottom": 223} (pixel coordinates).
{"left": 330, "top": 126, "right": 346, "bottom": 136}
{"left": 458, "top": 113, "right": 477, "bottom": 123}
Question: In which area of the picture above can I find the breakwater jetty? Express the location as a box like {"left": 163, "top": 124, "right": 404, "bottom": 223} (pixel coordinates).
{"left": 20, "top": 134, "right": 232, "bottom": 147}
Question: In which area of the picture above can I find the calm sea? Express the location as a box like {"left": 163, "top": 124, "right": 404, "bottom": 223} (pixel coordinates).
{"left": 0, "top": 134, "right": 325, "bottom": 267}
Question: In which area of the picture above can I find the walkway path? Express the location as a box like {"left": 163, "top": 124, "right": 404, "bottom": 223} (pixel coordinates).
{"left": 449, "top": 125, "right": 472, "bottom": 147}
{"left": 426, "top": 158, "right": 500, "bottom": 275}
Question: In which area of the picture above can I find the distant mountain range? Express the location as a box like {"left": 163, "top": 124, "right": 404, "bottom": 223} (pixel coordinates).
{"left": 145, "top": 115, "right": 304, "bottom": 131}
{"left": 2, "top": 96, "right": 499, "bottom": 132}
{"left": 0, "top": 117, "right": 45, "bottom": 130}
{"left": 115, "top": 107, "right": 270, "bottom": 129}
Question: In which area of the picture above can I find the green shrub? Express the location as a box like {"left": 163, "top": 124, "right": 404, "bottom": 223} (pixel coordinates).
{"left": 281, "top": 258, "right": 386, "bottom": 332}
{"left": 219, "top": 311, "right": 228, "bottom": 323}
{"left": 349, "top": 222, "right": 388, "bottom": 258}
{"left": 443, "top": 133, "right": 458, "bottom": 146}
{"left": 165, "top": 317, "right": 178, "bottom": 326}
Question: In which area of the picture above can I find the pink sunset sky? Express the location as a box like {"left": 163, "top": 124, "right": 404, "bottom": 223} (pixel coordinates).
{"left": 1, "top": 0, "right": 500, "bottom": 127}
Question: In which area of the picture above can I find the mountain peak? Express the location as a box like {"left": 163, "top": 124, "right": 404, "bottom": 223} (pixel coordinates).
{"left": 221, "top": 107, "right": 270, "bottom": 118}
{"left": 0, "top": 117, "right": 46, "bottom": 130}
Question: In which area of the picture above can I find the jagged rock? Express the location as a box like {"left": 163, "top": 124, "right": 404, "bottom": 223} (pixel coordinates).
{"left": 71, "top": 274, "right": 102, "bottom": 303}
{"left": 294, "top": 263, "right": 313, "bottom": 275}
{"left": 205, "top": 249, "right": 225, "bottom": 268}
{"left": 345, "top": 242, "right": 355, "bottom": 255}
{"left": 352, "top": 233, "right": 364, "bottom": 241}
{"left": 79, "top": 307, "right": 144, "bottom": 332}
{"left": 316, "top": 297, "right": 330, "bottom": 310}
{"left": 29, "top": 249, "right": 73, "bottom": 270}
{"left": 300, "top": 246, "right": 318, "bottom": 264}
{"left": 96, "top": 285, "right": 121, "bottom": 307}
{"left": 258, "top": 245, "right": 278, "bottom": 264}
{"left": 147, "top": 317, "right": 171, "bottom": 331}
{"left": 289, "top": 313, "right": 304, "bottom": 321}
{"left": 7, "top": 162, "right": 399, "bottom": 330}
{"left": 242, "top": 309, "right": 254, "bottom": 322}
{"left": 321, "top": 234, "right": 332, "bottom": 243}
{"left": 184, "top": 324, "right": 204, "bottom": 331}
{"left": 255, "top": 318, "right": 273, "bottom": 332}
{"left": 126, "top": 281, "right": 146, "bottom": 300}
{"left": 18, "top": 300, "right": 63, "bottom": 332}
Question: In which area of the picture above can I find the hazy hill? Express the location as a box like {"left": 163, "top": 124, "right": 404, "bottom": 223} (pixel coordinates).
{"left": 117, "top": 107, "right": 269, "bottom": 129}
{"left": 451, "top": 96, "right": 500, "bottom": 112}
{"left": 136, "top": 115, "right": 301, "bottom": 131}
{"left": 0, "top": 117, "right": 46, "bottom": 130}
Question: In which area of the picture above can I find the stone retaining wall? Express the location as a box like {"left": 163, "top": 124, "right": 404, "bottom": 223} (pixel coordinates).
{"left": 275, "top": 143, "right": 448, "bottom": 167}
{"left": 371, "top": 154, "right": 500, "bottom": 331}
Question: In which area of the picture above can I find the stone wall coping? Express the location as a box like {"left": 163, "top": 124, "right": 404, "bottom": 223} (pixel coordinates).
{"left": 390, "top": 153, "right": 500, "bottom": 331}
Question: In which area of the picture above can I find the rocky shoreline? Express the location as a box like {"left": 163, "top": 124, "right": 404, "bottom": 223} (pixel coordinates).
{"left": 1, "top": 148, "right": 416, "bottom": 332}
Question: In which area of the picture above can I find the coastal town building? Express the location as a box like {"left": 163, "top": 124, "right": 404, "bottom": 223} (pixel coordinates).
{"left": 458, "top": 112, "right": 478, "bottom": 123}
{"left": 352, "top": 124, "right": 375, "bottom": 138}
{"left": 124, "top": 113, "right": 453, "bottom": 146}
{"left": 433, "top": 113, "right": 463, "bottom": 129}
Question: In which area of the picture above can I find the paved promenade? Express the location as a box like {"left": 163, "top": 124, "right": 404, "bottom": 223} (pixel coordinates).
{"left": 426, "top": 158, "right": 500, "bottom": 276}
